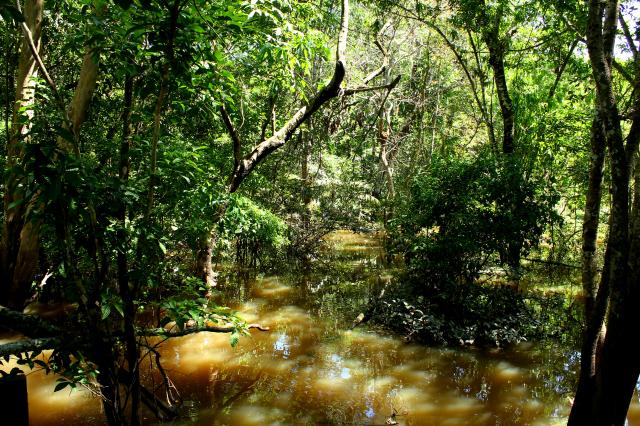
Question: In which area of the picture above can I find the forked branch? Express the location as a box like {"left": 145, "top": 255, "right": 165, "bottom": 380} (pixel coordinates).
{"left": 225, "top": 0, "right": 401, "bottom": 193}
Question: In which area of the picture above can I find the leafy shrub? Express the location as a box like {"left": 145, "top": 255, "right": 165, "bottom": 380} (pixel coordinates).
{"left": 376, "top": 152, "right": 564, "bottom": 346}
{"left": 390, "top": 152, "right": 560, "bottom": 281}
{"left": 372, "top": 277, "right": 580, "bottom": 347}
{"left": 218, "top": 194, "right": 289, "bottom": 266}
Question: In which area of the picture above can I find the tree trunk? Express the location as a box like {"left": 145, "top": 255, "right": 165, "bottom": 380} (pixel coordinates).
{"left": 301, "top": 127, "right": 312, "bottom": 228}
{"left": 582, "top": 113, "right": 606, "bottom": 319}
{"left": 117, "top": 75, "right": 141, "bottom": 426}
{"left": 482, "top": 27, "right": 514, "bottom": 155}
{"left": 378, "top": 115, "right": 395, "bottom": 201}
{"left": 570, "top": 0, "right": 640, "bottom": 423}
{"left": 1, "top": 0, "right": 44, "bottom": 309}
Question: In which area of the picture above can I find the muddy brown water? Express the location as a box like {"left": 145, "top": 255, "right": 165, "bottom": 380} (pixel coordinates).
{"left": 5, "top": 231, "right": 640, "bottom": 425}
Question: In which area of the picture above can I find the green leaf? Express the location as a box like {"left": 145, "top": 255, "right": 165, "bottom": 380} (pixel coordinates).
{"left": 7, "top": 199, "right": 23, "bottom": 210}
{"left": 54, "top": 381, "right": 69, "bottom": 392}
{"left": 114, "top": 303, "right": 124, "bottom": 318}
{"left": 101, "top": 304, "right": 111, "bottom": 320}
{"left": 230, "top": 332, "right": 240, "bottom": 347}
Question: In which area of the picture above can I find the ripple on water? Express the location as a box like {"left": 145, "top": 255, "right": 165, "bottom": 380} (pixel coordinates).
{"left": 14, "top": 231, "right": 626, "bottom": 426}
{"left": 218, "top": 404, "right": 286, "bottom": 426}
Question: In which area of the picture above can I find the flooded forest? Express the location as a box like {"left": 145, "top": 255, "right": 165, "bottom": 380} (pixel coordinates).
{"left": 2, "top": 0, "right": 640, "bottom": 424}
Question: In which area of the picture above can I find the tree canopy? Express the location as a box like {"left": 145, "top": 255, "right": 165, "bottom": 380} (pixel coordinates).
{"left": 1, "top": 0, "right": 640, "bottom": 424}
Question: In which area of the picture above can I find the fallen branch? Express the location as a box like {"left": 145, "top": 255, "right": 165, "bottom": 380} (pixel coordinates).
{"left": 139, "top": 323, "right": 270, "bottom": 338}
{"left": 343, "top": 75, "right": 401, "bottom": 96}
{"left": 524, "top": 257, "right": 582, "bottom": 270}
{"left": 0, "top": 337, "right": 61, "bottom": 358}
{"left": 0, "top": 305, "right": 62, "bottom": 337}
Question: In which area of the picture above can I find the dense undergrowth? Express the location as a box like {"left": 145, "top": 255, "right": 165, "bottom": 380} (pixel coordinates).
{"left": 366, "top": 153, "right": 581, "bottom": 347}
{"left": 369, "top": 273, "right": 582, "bottom": 347}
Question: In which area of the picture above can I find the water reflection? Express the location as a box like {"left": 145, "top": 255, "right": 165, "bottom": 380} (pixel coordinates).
{"left": 7, "top": 231, "right": 640, "bottom": 425}
{"left": 151, "top": 231, "right": 582, "bottom": 425}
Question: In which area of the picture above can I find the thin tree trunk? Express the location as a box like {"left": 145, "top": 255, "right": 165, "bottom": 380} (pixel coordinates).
{"left": 378, "top": 116, "right": 395, "bottom": 200}
{"left": 482, "top": 28, "right": 514, "bottom": 154}
{"left": 117, "top": 74, "right": 139, "bottom": 426}
{"left": 145, "top": 0, "right": 180, "bottom": 220}
{"left": 582, "top": 114, "right": 606, "bottom": 320}
{"left": 301, "top": 127, "right": 312, "bottom": 228}
{"left": 197, "top": 204, "right": 226, "bottom": 290}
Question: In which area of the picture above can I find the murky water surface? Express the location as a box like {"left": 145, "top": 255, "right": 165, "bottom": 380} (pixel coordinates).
{"left": 7, "top": 231, "right": 640, "bottom": 425}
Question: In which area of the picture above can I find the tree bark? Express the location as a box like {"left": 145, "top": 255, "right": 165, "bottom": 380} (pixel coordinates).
{"left": 301, "top": 127, "right": 312, "bottom": 228}
{"left": 570, "top": 0, "right": 640, "bottom": 423}
{"left": 1, "top": 0, "right": 44, "bottom": 309}
{"left": 481, "top": 11, "right": 514, "bottom": 155}
{"left": 582, "top": 113, "right": 605, "bottom": 320}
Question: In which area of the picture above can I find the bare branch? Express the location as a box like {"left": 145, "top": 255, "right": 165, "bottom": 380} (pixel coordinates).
{"left": 612, "top": 59, "right": 634, "bottom": 84}
{"left": 343, "top": 75, "right": 401, "bottom": 96}
{"left": 548, "top": 39, "right": 579, "bottom": 102}
{"left": 0, "top": 305, "right": 62, "bottom": 337}
{"left": 225, "top": 0, "right": 399, "bottom": 193}
{"left": 139, "top": 323, "right": 270, "bottom": 337}
{"left": 618, "top": 13, "right": 639, "bottom": 63}
{"left": 227, "top": 0, "right": 350, "bottom": 193}
{"left": 118, "top": 368, "right": 179, "bottom": 421}
{"left": 363, "top": 66, "right": 386, "bottom": 85}
{"left": 374, "top": 20, "right": 391, "bottom": 57}
{"left": 220, "top": 104, "right": 243, "bottom": 173}
{"left": 0, "top": 337, "right": 60, "bottom": 358}
{"left": 15, "top": 1, "right": 64, "bottom": 113}
{"left": 362, "top": 21, "right": 392, "bottom": 85}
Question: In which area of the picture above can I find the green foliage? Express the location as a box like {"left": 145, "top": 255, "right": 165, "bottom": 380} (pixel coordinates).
{"left": 219, "top": 194, "right": 289, "bottom": 265}
{"left": 391, "top": 152, "right": 560, "bottom": 281}
{"left": 374, "top": 279, "right": 581, "bottom": 346}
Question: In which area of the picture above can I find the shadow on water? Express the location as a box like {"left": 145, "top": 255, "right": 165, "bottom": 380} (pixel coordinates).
{"left": 10, "top": 231, "right": 640, "bottom": 425}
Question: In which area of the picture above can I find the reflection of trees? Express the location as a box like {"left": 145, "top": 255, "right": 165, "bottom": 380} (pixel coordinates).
{"left": 208, "top": 371, "right": 264, "bottom": 422}
{"left": 426, "top": 346, "right": 577, "bottom": 420}
{"left": 526, "top": 346, "right": 579, "bottom": 407}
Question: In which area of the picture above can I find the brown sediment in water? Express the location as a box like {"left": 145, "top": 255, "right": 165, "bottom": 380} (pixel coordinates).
{"left": 3, "top": 231, "right": 640, "bottom": 425}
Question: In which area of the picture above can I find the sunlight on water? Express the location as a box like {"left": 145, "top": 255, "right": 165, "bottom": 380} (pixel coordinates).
{"left": 0, "top": 353, "right": 104, "bottom": 425}
{"left": 6, "top": 231, "right": 640, "bottom": 425}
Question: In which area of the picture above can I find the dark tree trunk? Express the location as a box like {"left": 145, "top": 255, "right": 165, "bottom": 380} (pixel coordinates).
{"left": 487, "top": 46, "right": 514, "bottom": 155}
{"left": 582, "top": 114, "right": 606, "bottom": 319}
{"left": 117, "top": 75, "right": 140, "bottom": 426}
{"left": 570, "top": 0, "right": 640, "bottom": 423}
{"left": 481, "top": 6, "right": 514, "bottom": 155}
